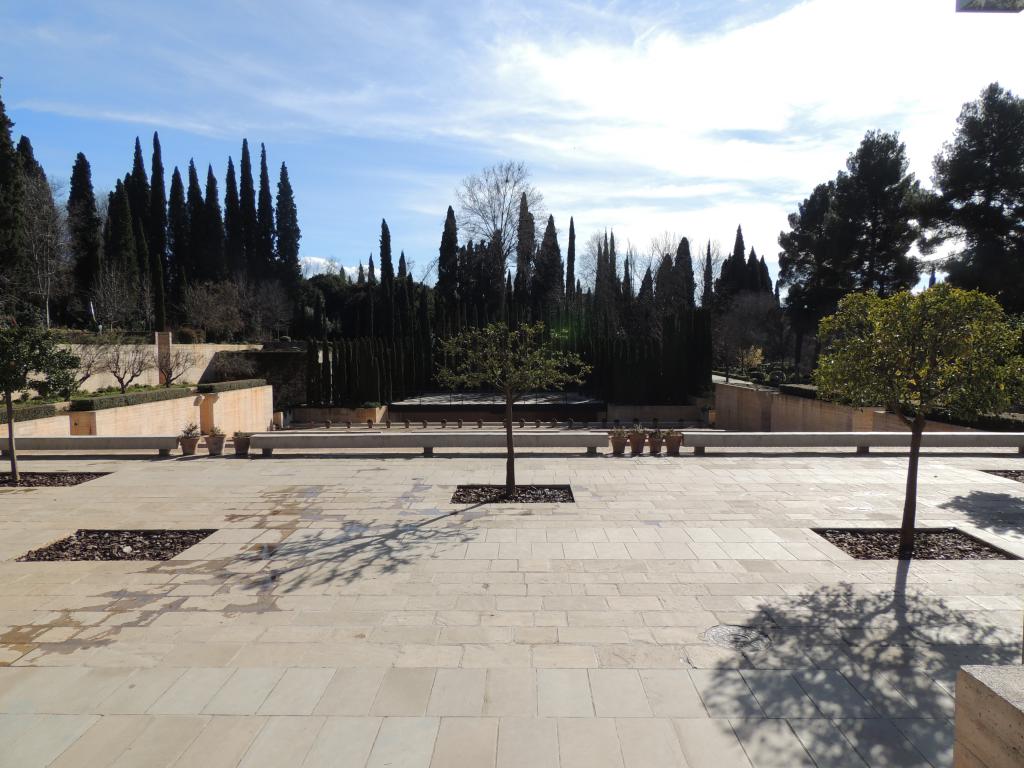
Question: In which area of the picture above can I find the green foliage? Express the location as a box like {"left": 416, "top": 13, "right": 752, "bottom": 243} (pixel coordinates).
{"left": 437, "top": 322, "right": 589, "bottom": 400}
{"left": 0, "top": 402, "right": 59, "bottom": 424}
{"left": 196, "top": 379, "right": 267, "bottom": 394}
{"left": 0, "top": 326, "right": 80, "bottom": 401}
{"left": 815, "top": 285, "right": 1024, "bottom": 422}
{"left": 275, "top": 162, "right": 301, "bottom": 288}
{"left": 69, "top": 386, "right": 193, "bottom": 412}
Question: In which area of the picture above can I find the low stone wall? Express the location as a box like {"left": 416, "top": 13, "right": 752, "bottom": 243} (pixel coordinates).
{"left": 11, "top": 413, "right": 72, "bottom": 437}
{"left": 714, "top": 381, "right": 973, "bottom": 432}
{"left": 71, "top": 394, "right": 203, "bottom": 436}
{"left": 200, "top": 386, "right": 275, "bottom": 435}
{"left": 955, "top": 665, "right": 1024, "bottom": 767}
{"left": 605, "top": 404, "right": 702, "bottom": 423}
{"left": 291, "top": 405, "right": 388, "bottom": 424}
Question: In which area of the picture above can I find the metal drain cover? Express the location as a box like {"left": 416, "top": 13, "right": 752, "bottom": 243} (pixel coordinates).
{"left": 702, "top": 624, "right": 771, "bottom": 652}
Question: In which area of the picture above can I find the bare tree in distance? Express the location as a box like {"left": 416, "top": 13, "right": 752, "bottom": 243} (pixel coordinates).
{"left": 69, "top": 342, "right": 106, "bottom": 392}
{"left": 157, "top": 346, "right": 198, "bottom": 387}
{"left": 99, "top": 337, "right": 156, "bottom": 393}
{"left": 20, "top": 176, "right": 70, "bottom": 328}
{"left": 456, "top": 161, "right": 544, "bottom": 267}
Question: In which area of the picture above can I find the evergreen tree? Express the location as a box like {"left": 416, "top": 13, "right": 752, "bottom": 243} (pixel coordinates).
{"left": 125, "top": 138, "right": 152, "bottom": 286}
{"left": 357, "top": 262, "right": 365, "bottom": 285}
{"left": 224, "top": 157, "right": 244, "bottom": 277}
{"left": 149, "top": 133, "right": 168, "bottom": 330}
{"left": 239, "top": 139, "right": 258, "bottom": 279}
{"left": 275, "top": 162, "right": 301, "bottom": 288}
{"left": 256, "top": 143, "right": 275, "bottom": 279}
{"left": 379, "top": 218, "right": 395, "bottom": 336}
{"left": 200, "top": 165, "right": 225, "bottom": 281}
{"left": 166, "top": 167, "right": 188, "bottom": 303}
{"left": 745, "top": 248, "right": 761, "bottom": 292}
{"left": 437, "top": 206, "right": 458, "bottom": 314}
{"left": 654, "top": 253, "right": 674, "bottom": 313}
{"left": 701, "top": 241, "right": 714, "bottom": 308}
{"left": 368, "top": 255, "right": 377, "bottom": 285}
{"left": 104, "top": 180, "right": 137, "bottom": 282}
{"left": 566, "top": 216, "right": 576, "bottom": 300}
{"left": 758, "top": 256, "right": 772, "bottom": 294}
{"left": 398, "top": 251, "right": 408, "bottom": 279}
{"left": 513, "top": 193, "right": 534, "bottom": 303}
{"left": 184, "top": 160, "right": 204, "bottom": 286}
{"left": 531, "top": 214, "right": 563, "bottom": 318}
{"left": 674, "top": 237, "right": 695, "bottom": 306}
{"left": 0, "top": 80, "right": 26, "bottom": 309}
{"left": 67, "top": 153, "right": 103, "bottom": 301}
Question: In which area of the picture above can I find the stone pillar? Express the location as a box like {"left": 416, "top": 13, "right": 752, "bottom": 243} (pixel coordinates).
{"left": 155, "top": 332, "right": 172, "bottom": 386}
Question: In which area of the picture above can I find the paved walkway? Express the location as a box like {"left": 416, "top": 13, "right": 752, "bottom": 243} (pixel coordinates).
{"left": 1, "top": 448, "right": 1022, "bottom": 767}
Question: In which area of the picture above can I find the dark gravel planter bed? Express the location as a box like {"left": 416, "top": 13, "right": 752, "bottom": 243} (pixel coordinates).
{"left": 984, "top": 469, "right": 1024, "bottom": 483}
{"left": 18, "top": 529, "right": 216, "bottom": 561}
{"left": 814, "top": 527, "right": 1017, "bottom": 560}
{"left": 452, "top": 485, "right": 575, "bottom": 504}
{"left": 0, "top": 472, "right": 108, "bottom": 488}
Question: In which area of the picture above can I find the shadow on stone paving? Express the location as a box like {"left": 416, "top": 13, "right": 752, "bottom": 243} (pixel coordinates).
{"left": 700, "top": 560, "right": 1020, "bottom": 765}
{"left": 939, "top": 490, "right": 1024, "bottom": 536}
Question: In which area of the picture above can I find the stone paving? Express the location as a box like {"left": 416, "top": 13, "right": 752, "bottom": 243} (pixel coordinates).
{"left": 0, "top": 447, "right": 1023, "bottom": 767}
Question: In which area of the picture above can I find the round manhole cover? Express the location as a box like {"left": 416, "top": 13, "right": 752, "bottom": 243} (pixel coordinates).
{"left": 702, "top": 624, "right": 771, "bottom": 652}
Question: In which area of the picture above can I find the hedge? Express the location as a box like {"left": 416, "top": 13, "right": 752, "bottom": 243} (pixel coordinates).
{"left": 70, "top": 387, "right": 194, "bottom": 412}
{"left": 779, "top": 383, "right": 818, "bottom": 400}
{"left": 0, "top": 403, "right": 60, "bottom": 424}
{"left": 196, "top": 379, "right": 267, "bottom": 394}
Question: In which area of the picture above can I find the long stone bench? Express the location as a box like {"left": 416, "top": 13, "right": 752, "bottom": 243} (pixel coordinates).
{"left": 250, "top": 431, "right": 608, "bottom": 457}
{"left": 0, "top": 435, "right": 180, "bottom": 457}
{"left": 681, "top": 430, "right": 1024, "bottom": 455}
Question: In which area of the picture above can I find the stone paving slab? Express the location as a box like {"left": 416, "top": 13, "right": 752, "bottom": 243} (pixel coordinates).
{"left": 0, "top": 448, "right": 1022, "bottom": 766}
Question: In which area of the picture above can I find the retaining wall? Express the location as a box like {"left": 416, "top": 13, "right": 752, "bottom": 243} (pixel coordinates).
{"left": 69, "top": 342, "right": 261, "bottom": 392}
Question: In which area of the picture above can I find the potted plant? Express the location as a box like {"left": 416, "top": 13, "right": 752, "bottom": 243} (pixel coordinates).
{"left": 206, "top": 426, "right": 226, "bottom": 456}
{"left": 609, "top": 426, "right": 628, "bottom": 456}
{"left": 628, "top": 426, "right": 647, "bottom": 456}
{"left": 664, "top": 428, "right": 683, "bottom": 456}
{"left": 648, "top": 429, "right": 664, "bottom": 456}
{"left": 233, "top": 431, "right": 252, "bottom": 457}
{"left": 179, "top": 423, "right": 201, "bottom": 456}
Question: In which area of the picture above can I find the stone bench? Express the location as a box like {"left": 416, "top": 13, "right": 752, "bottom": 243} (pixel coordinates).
{"left": 954, "top": 665, "right": 1024, "bottom": 767}
{"left": 0, "top": 435, "right": 181, "bottom": 457}
{"left": 681, "top": 430, "right": 1024, "bottom": 455}
{"left": 249, "top": 431, "right": 608, "bottom": 457}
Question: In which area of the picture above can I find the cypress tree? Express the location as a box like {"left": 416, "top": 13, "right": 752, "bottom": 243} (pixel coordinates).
{"left": 275, "top": 162, "right": 301, "bottom": 288}
{"left": 513, "top": 193, "right": 534, "bottom": 303}
{"left": 224, "top": 157, "right": 244, "bottom": 277}
{"left": 149, "top": 133, "right": 168, "bottom": 330}
{"left": 566, "top": 216, "right": 576, "bottom": 300}
{"left": 701, "top": 241, "right": 714, "bottom": 308}
{"left": 67, "top": 152, "right": 103, "bottom": 300}
{"left": 745, "top": 247, "right": 761, "bottom": 292}
{"left": 201, "top": 165, "right": 225, "bottom": 281}
{"left": 357, "top": 262, "right": 365, "bottom": 285}
{"left": 184, "top": 160, "right": 204, "bottom": 286}
{"left": 239, "top": 139, "right": 258, "bottom": 279}
{"left": 379, "top": 218, "right": 394, "bottom": 289}
{"left": 674, "top": 238, "right": 695, "bottom": 307}
{"left": 437, "top": 206, "right": 458, "bottom": 314}
{"left": 398, "top": 251, "right": 407, "bottom": 279}
{"left": 368, "top": 255, "right": 377, "bottom": 285}
{"left": 167, "top": 167, "right": 188, "bottom": 302}
{"left": 256, "top": 143, "right": 275, "bottom": 280}
{"left": 654, "top": 253, "right": 674, "bottom": 312}
{"left": 531, "top": 214, "right": 563, "bottom": 318}
{"left": 0, "top": 80, "right": 25, "bottom": 309}
{"left": 758, "top": 256, "right": 772, "bottom": 293}
{"left": 104, "top": 180, "right": 137, "bottom": 281}
{"left": 125, "top": 138, "right": 152, "bottom": 287}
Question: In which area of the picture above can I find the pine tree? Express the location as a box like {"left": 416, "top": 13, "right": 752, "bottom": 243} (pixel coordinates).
{"left": 437, "top": 206, "right": 459, "bottom": 317}
{"left": 167, "top": 167, "right": 188, "bottom": 303}
{"left": 201, "top": 165, "right": 225, "bottom": 281}
{"left": 0, "top": 80, "right": 26, "bottom": 308}
{"left": 239, "top": 139, "right": 258, "bottom": 279}
{"left": 67, "top": 153, "right": 103, "bottom": 301}
{"left": 149, "top": 133, "right": 168, "bottom": 330}
{"left": 256, "top": 143, "right": 275, "bottom": 280}
{"left": 566, "top": 217, "right": 576, "bottom": 300}
{"left": 224, "top": 157, "right": 244, "bottom": 277}
{"left": 275, "top": 162, "right": 301, "bottom": 288}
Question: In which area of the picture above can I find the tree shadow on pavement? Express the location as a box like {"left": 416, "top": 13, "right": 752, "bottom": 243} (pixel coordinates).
{"left": 939, "top": 489, "right": 1024, "bottom": 537}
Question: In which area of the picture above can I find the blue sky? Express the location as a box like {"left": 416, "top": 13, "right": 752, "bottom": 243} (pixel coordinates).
{"left": 2, "top": 0, "right": 1023, "bottom": 284}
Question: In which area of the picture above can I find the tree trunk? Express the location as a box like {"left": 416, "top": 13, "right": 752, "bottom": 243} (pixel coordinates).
{"left": 4, "top": 390, "right": 18, "bottom": 483}
{"left": 898, "top": 416, "right": 925, "bottom": 559}
{"left": 504, "top": 397, "right": 515, "bottom": 497}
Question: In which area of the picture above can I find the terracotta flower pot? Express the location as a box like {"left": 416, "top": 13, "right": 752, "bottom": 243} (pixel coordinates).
{"left": 179, "top": 436, "right": 200, "bottom": 456}
{"left": 233, "top": 435, "right": 251, "bottom": 457}
{"left": 610, "top": 436, "right": 628, "bottom": 456}
{"left": 649, "top": 436, "right": 663, "bottom": 455}
{"left": 665, "top": 434, "right": 682, "bottom": 456}
{"left": 628, "top": 433, "right": 646, "bottom": 455}
{"left": 206, "top": 435, "right": 226, "bottom": 456}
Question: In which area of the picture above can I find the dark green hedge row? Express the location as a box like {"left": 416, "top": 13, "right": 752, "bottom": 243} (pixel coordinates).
{"left": 196, "top": 379, "right": 267, "bottom": 394}
{"left": 779, "top": 383, "right": 818, "bottom": 400}
{"left": 0, "top": 403, "right": 60, "bottom": 424}
{"left": 70, "top": 387, "right": 194, "bottom": 412}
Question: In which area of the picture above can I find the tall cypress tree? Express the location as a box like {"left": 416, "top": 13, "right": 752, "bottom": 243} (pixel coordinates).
{"left": 126, "top": 137, "right": 151, "bottom": 284}
{"left": 149, "top": 133, "right": 168, "bottom": 330}
{"left": 513, "top": 193, "right": 534, "bottom": 304}
{"left": 67, "top": 152, "right": 103, "bottom": 301}
{"left": 531, "top": 214, "right": 563, "bottom": 318}
{"left": 674, "top": 237, "right": 695, "bottom": 307}
{"left": 184, "top": 161, "right": 204, "bottom": 286}
{"left": 701, "top": 241, "right": 714, "bottom": 308}
{"left": 0, "top": 80, "right": 24, "bottom": 312}
{"left": 201, "top": 165, "right": 225, "bottom": 281}
{"left": 105, "top": 180, "right": 137, "bottom": 281}
{"left": 565, "top": 216, "right": 576, "bottom": 300}
{"left": 223, "top": 157, "right": 244, "bottom": 278}
{"left": 275, "top": 161, "right": 301, "bottom": 289}
{"left": 437, "top": 206, "right": 458, "bottom": 315}
{"left": 256, "top": 143, "right": 275, "bottom": 280}
{"left": 379, "top": 218, "right": 394, "bottom": 336}
{"left": 239, "top": 139, "right": 258, "bottom": 279}
{"left": 167, "top": 167, "right": 188, "bottom": 303}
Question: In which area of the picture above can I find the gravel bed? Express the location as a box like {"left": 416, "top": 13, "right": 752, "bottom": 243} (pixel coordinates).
{"left": 0, "top": 472, "right": 108, "bottom": 488}
{"left": 984, "top": 469, "right": 1024, "bottom": 483}
{"left": 18, "top": 529, "right": 216, "bottom": 561}
{"left": 452, "top": 484, "right": 575, "bottom": 504}
{"left": 815, "top": 527, "right": 1016, "bottom": 560}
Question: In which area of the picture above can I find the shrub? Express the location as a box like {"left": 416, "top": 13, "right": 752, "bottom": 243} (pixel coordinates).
{"left": 196, "top": 379, "right": 267, "bottom": 394}
{"left": 70, "top": 387, "right": 194, "bottom": 412}
{"left": 0, "top": 402, "right": 59, "bottom": 424}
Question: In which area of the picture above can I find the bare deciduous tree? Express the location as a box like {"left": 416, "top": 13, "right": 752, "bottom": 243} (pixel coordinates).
{"left": 100, "top": 338, "right": 155, "bottom": 393}
{"left": 91, "top": 268, "right": 142, "bottom": 331}
{"left": 69, "top": 342, "right": 106, "bottom": 391}
{"left": 157, "top": 346, "right": 198, "bottom": 388}
{"left": 181, "top": 281, "right": 244, "bottom": 342}
{"left": 19, "top": 176, "right": 70, "bottom": 328}
{"left": 456, "top": 161, "right": 544, "bottom": 266}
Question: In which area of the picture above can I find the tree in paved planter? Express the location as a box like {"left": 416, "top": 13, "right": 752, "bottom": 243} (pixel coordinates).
{"left": 437, "top": 322, "right": 589, "bottom": 496}
{"left": 814, "top": 285, "right": 1024, "bottom": 558}
{"left": 0, "top": 326, "right": 79, "bottom": 483}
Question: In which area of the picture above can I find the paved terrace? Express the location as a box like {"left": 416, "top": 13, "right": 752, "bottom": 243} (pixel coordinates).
{"left": 1, "top": 448, "right": 1023, "bottom": 767}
